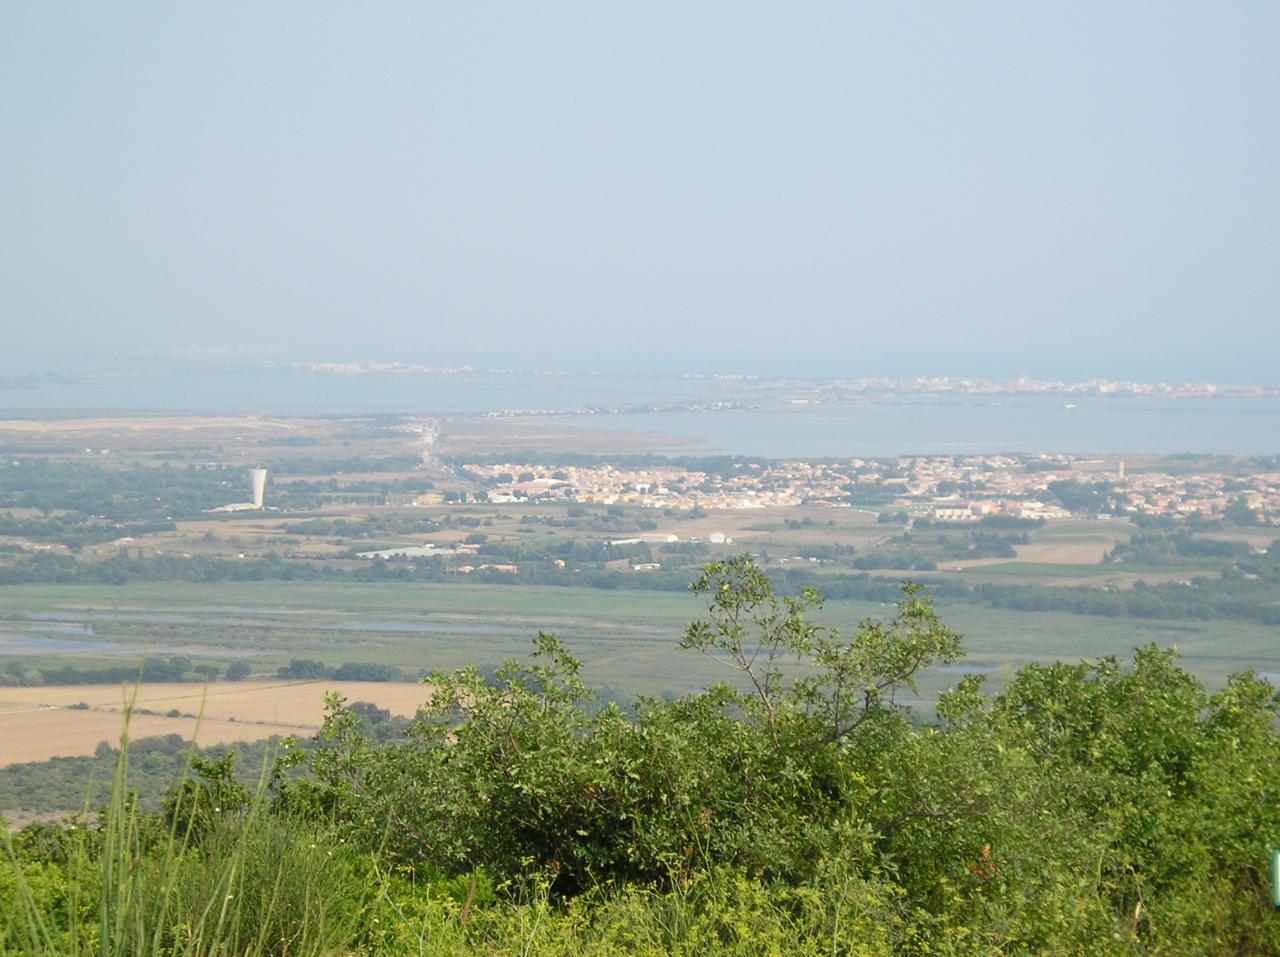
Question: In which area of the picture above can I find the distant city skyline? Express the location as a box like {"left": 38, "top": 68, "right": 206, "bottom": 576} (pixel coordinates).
{"left": 2, "top": 4, "right": 1277, "bottom": 381}
{"left": 3, "top": 348, "right": 1279, "bottom": 388}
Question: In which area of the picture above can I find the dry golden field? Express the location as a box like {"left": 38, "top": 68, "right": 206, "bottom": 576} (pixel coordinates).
{"left": 0, "top": 681, "right": 433, "bottom": 766}
{"left": 945, "top": 540, "right": 1114, "bottom": 571}
{"left": 1012, "top": 541, "right": 1114, "bottom": 564}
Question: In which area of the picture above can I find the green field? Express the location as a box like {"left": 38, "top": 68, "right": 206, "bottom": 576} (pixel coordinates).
{"left": 3, "top": 580, "right": 1275, "bottom": 703}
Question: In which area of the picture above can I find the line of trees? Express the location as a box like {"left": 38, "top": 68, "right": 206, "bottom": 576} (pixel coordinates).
{"left": 0, "top": 656, "right": 254, "bottom": 687}
{"left": 2, "top": 536, "right": 1278, "bottom": 624}
{"left": 277, "top": 659, "right": 404, "bottom": 682}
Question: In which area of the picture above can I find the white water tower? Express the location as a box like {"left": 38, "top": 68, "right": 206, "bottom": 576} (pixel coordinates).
{"left": 249, "top": 468, "right": 268, "bottom": 509}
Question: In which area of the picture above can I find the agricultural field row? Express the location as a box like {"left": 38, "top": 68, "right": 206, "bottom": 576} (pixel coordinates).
{"left": 0, "top": 679, "right": 432, "bottom": 766}
{"left": 2, "top": 578, "right": 1277, "bottom": 772}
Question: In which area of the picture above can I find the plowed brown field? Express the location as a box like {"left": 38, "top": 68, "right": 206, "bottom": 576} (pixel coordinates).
{"left": 0, "top": 681, "right": 433, "bottom": 766}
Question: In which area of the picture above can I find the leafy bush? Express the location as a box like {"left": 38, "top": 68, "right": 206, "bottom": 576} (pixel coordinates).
{"left": 4, "top": 557, "right": 1280, "bottom": 954}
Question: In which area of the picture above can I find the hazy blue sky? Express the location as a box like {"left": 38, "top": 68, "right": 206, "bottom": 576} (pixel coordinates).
{"left": 2, "top": 3, "right": 1277, "bottom": 379}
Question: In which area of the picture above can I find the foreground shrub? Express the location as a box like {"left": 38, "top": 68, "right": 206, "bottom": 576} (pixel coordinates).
{"left": 5, "top": 557, "right": 1280, "bottom": 954}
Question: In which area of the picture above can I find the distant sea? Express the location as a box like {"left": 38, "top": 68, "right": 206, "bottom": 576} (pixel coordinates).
{"left": 1, "top": 364, "right": 1277, "bottom": 458}
{"left": 555, "top": 396, "right": 1280, "bottom": 458}
{"left": 0, "top": 366, "right": 720, "bottom": 417}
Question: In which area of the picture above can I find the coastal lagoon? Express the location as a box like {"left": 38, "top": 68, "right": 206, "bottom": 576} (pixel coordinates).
{"left": 3, "top": 363, "right": 1278, "bottom": 458}
{"left": 552, "top": 394, "right": 1280, "bottom": 458}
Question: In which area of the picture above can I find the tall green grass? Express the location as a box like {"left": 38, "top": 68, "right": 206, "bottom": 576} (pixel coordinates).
{"left": 2, "top": 698, "right": 376, "bottom": 956}
{"left": 0, "top": 713, "right": 902, "bottom": 957}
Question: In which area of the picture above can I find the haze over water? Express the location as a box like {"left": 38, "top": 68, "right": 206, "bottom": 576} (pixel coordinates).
{"left": 2, "top": 364, "right": 1276, "bottom": 458}
{"left": 3, "top": 5, "right": 1278, "bottom": 381}
{"left": 570, "top": 396, "right": 1280, "bottom": 458}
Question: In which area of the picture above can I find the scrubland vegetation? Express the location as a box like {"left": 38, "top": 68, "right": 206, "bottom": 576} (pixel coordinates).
{"left": 3, "top": 557, "right": 1279, "bottom": 955}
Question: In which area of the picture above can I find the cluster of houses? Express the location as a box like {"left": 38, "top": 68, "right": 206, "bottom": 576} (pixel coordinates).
{"left": 462, "top": 462, "right": 851, "bottom": 510}
{"left": 1110, "top": 470, "right": 1280, "bottom": 521}
{"left": 880, "top": 454, "right": 1277, "bottom": 523}
{"left": 459, "top": 456, "right": 1279, "bottom": 525}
